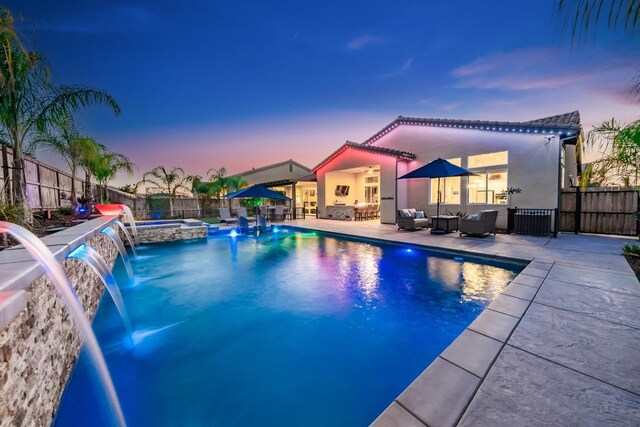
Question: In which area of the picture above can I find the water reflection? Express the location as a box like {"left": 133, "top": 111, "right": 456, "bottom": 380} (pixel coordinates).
{"left": 460, "top": 263, "right": 513, "bottom": 302}
{"left": 427, "top": 257, "right": 515, "bottom": 302}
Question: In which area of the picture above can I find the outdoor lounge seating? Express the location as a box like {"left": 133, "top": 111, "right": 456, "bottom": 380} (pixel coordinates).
{"left": 459, "top": 210, "right": 498, "bottom": 236}
{"left": 236, "top": 207, "right": 256, "bottom": 222}
{"left": 272, "top": 206, "right": 286, "bottom": 222}
{"left": 218, "top": 208, "right": 238, "bottom": 224}
{"left": 397, "top": 208, "right": 429, "bottom": 231}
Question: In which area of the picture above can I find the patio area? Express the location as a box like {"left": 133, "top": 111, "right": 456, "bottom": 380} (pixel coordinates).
{"left": 288, "top": 218, "right": 640, "bottom": 426}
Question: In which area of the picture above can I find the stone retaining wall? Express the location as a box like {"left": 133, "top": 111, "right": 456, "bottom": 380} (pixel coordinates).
{"left": 134, "top": 224, "right": 208, "bottom": 244}
{"left": 0, "top": 228, "right": 118, "bottom": 427}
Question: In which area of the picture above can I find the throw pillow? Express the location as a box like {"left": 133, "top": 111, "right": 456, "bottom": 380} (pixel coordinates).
{"left": 415, "top": 211, "right": 425, "bottom": 219}
{"left": 467, "top": 213, "right": 480, "bottom": 221}
{"left": 400, "top": 209, "right": 412, "bottom": 218}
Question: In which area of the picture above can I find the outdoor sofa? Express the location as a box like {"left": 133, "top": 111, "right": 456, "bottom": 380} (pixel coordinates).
{"left": 397, "top": 208, "right": 430, "bottom": 231}
{"left": 459, "top": 210, "right": 498, "bottom": 237}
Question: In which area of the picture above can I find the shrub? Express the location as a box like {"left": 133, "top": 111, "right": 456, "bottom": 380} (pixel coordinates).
{"left": 0, "top": 203, "right": 28, "bottom": 227}
{"left": 622, "top": 243, "right": 640, "bottom": 257}
{"left": 58, "top": 206, "right": 73, "bottom": 216}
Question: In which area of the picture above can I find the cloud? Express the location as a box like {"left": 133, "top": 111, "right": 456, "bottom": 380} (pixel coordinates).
{"left": 382, "top": 57, "right": 413, "bottom": 78}
{"left": 39, "top": 5, "right": 161, "bottom": 34}
{"left": 452, "top": 47, "right": 638, "bottom": 92}
{"left": 346, "top": 34, "right": 380, "bottom": 50}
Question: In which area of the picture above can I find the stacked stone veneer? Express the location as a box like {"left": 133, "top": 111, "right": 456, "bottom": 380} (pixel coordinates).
{"left": 0, "top": 228, "right": 118, "bottom": 427}
{"left": 134, "top": 224, "right": 207, "bottom": 244}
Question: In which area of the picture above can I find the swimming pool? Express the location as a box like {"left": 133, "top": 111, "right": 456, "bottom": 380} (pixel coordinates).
{"left": 54, "top": 229, "right": 523, "bottom": 426}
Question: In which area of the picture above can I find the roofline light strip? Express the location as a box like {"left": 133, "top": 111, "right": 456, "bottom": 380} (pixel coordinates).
{"left": 364, "top": 121, "right": 578, "bottom": 145}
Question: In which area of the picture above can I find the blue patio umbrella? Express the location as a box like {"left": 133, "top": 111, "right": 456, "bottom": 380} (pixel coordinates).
{"left": 225, "top": 184, "right": 290, "bottom": 200}
{"left": 225, "top": 184, "right": 291, "bottom": 220}
{"left": 398, "top": 158, "right": 476, "bottom": 233}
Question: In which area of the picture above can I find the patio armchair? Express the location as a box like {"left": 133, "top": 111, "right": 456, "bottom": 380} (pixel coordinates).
{"left": 397, "top": 208, "right": 429, "bottom": 231}
{"left": 459, "top": 210, "right": 498, "bottom": 237}
{"left": 218, "top": 207, "right": 238, "bottom": 224}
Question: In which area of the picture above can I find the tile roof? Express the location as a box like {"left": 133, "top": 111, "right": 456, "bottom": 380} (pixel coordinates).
{"left": 362, "top": 111, "right": 582, "bottom": 146}
{"left": 312, "top": 141, "right": 416, "bottom": 173}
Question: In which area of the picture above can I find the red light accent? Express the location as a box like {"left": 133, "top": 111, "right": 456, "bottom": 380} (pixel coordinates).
{"left": 94, "top": 204, "right": 125, "bottom": 216}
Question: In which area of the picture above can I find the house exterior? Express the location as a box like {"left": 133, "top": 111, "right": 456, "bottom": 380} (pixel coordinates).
{"left": 232, "top": 159, "right": 311, "bottom": 186}
{"left": 312, "top": 111, "right": 582, "bottom": 228}
{"left": 231, "top": 159, "right": 317, "bottom": 217}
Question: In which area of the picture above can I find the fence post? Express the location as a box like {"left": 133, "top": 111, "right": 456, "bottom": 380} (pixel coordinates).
{"left": 636, "top": 190, "right": 640, "bottom": 237}
{"left": 574, "top": 186, "right": 581, "bottom": 234}
{"left": 507, "top": 208, "right": 516, "bottom": 234}
{"left": 36, "top": 162, "right": 43, "bottom": 210}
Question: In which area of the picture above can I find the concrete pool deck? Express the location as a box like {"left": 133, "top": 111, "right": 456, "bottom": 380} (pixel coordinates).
{"left": 287, "top": 219, "right": 640, "bottom": 426}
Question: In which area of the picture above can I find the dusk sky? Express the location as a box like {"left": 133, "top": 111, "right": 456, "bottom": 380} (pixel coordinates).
{"left": 7, "top": 0, "right": 640, "bottom": 185}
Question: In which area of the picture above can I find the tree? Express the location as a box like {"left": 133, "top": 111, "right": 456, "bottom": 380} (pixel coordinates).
{"left": 558, "top": 0, "right": 640, "bottom": 98}
{"left": 141, "top": 166, "right": 195, "bottom": 217}
{"left": 0, "top": 8, "right": 120, "bottom": 220}
{"left": 37, "top": 113, "right": 102, "bottom": 207}
{"left": 584, "top": 118, "right": 640, "bottom": 185}
{"left": 224, "top": 175, "right": 248, "bottom": 208}
{"left": 91, "top": 151, "right": 135, "bottom": 202}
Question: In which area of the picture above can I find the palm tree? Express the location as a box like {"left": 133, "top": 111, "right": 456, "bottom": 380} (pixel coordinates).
{"left": 141, "top": 166, "right": 195, "bottom": 217}
{"left": 557, "top": 0, "right": 640, "bottom": 97}
{"left": 91, "top": 151, "right": 135, "bottom": 203}
{"left": 224, "top": 175, "right": 248, "bottom": 209}
{"left": 205, "top": 167, "right": 228, "bottom": 207}
{"left": 583, "top": 118, "right": 640, "bottom": 185}
{"left": 37, "top": 113, "right": 102, "bottom": 207}
{"left": 0, "top": 8, "right": 120, "bottom": 220}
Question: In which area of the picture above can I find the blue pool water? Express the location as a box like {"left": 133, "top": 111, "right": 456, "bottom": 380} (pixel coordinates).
{"left": 54, "top": 230, "right": 522, "bottom": 426}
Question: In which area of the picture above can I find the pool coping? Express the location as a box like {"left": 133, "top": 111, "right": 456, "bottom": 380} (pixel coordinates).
{"left": 285, "top": 220, "right": 640, "bottom": 427}
{"left": 0, "top": 216, "right": 118, "bottom": 330}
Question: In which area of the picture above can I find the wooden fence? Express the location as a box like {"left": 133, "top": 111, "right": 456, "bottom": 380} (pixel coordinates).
{"left": 1, "top": 145, "right": 205, "bottom": 218}
{"left": 560, "top": 187, "right": 638, "bottom": 236}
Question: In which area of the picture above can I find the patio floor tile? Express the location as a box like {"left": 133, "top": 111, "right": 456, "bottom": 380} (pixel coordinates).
{"left": 509, "top": 303, "right": 640, "bottom": 394}
{"left": 535, "top": 279, "right": 640, "bottom": 329}
{"left": 458, "top": 345, "right": 640, "bottom": 427}
{"left": 547, "top": 263, "right": 640, "bottom": 296}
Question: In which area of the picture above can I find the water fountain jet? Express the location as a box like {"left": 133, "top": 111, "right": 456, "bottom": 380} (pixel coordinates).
{"left": 67, "top": 244, "right": 134, "bottom": 341}
{"left": 0, "top": 221, "right": 127, "bottom": 427}
{"left": 101, "top": 227, "right": 134, "bottom": 279}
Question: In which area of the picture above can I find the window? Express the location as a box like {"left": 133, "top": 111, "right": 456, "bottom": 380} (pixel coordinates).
{"left": 430, "top": 158, "right": 461, "bottom": 204}
{"left": 467, "top": 151, "right": 508, "bottom": 204}
{"left": 364, "top": 176, "right": 379, "bottom": 203}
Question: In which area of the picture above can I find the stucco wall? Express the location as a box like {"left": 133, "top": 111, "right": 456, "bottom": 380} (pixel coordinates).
{"left": 0, "top": 230, "right": 118, "bottom": 427}
{"left": 373, "top": 125, "right": 565, "bottom": 228}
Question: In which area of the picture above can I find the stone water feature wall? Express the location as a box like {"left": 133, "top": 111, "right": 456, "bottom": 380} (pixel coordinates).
{"left": 0, "top": 228, "right": 118, "bottom": 427}
{"left": 134, "top": 222, "right": 208, "bottom": 244}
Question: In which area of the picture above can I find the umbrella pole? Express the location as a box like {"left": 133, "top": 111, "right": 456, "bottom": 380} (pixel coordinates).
{"left": 431, "top": 177, "right": 445, "bottom": 235}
